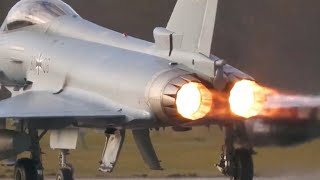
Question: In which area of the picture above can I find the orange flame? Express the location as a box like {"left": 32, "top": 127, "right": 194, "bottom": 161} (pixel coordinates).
{"left": 229, "top": 80, "right": 276, "bottom": 118}
{"left": 176, "top": 82, "right": 212, "bottom": 120}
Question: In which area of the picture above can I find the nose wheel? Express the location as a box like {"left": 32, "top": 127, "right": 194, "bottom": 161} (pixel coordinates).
{"left": 56, "top": 149, "right": 74, "bottom": 180}
{"left": 216, "top": 125, "right": 254, "bottom": 180}
{"left": 56, "top": 168, "right": 73, "bottom": 180}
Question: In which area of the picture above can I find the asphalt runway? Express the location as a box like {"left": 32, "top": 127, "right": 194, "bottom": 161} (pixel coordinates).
{"left": 65, "top": 178, "right": 316, "bottom": 180}
{"left": 67, "top": 178, "right": 316, "bottom": 180}
{"left": 2, "top": 178, "right": 319, "bottom": 180}
{"left": 39, "top": 175, "right": 316, "bottom": 180}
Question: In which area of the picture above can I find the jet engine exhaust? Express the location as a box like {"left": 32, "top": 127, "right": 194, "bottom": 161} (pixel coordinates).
{"left": 229, "top": 80, "right": 276, "bottom": 118}
{"left": 176, "top": 82, "right": 212, "bottom": 120}
{"left": 224, "top": 80, "right": 320, "bottom": 147}
{"left": 228, "top": 80, "right": 320, "bottom": 120}
{"left": 149, "top": 71, "right": 213, "bottom": 123}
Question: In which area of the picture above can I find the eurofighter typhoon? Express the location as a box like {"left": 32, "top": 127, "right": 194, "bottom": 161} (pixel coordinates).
{"left": 1, "top": 0, "right": 320, "bottom": 180}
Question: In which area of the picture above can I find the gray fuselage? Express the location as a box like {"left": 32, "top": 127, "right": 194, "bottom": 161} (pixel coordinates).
{"left": 0, "top": 16, "right": 200, "bottom": 126}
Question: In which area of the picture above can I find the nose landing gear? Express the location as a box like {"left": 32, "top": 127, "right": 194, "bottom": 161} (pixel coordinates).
{"left": 56, "top": 149, "right": 74, "bottom": 180}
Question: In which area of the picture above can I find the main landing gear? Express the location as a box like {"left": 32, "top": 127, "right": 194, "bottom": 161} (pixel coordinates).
{"left": 14, "top": 128, "right": 44, "bottom": 180}
{"left": 13, "top": 129, "right": 74, "bottom": 180}
{"left": 216, "top": 125, "right": 254, "bottom": 180}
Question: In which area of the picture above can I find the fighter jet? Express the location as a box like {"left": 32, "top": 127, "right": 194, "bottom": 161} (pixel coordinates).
{"left": 1, "top": 0, "right": 320, "bottom": 180}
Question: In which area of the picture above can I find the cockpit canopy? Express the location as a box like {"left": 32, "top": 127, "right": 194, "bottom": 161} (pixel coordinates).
{"left": 2, "top": 0, "right": 79, "bottom": 31}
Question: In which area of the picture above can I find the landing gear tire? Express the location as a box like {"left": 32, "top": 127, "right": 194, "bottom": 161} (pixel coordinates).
{"left": 14, "top": 158, "right": 43, "bottom": 180}
{"left": 231, "top": 148, "right": 254, "bottom": 180}
{"left": 216, "top": 125, "right": 254, "bottom": 180}
{"left": 56, "top": 168, "right": 73, "bottom": 180}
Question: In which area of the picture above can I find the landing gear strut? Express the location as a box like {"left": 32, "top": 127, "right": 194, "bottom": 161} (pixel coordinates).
{"left": 216, "top": 125, "right": 254, "bottom": 180}
{"left": 14, "top": 128, "right": 44, "bottom": 180}
{"left": 56, "top": 149, "right": 74, "bottom": 180}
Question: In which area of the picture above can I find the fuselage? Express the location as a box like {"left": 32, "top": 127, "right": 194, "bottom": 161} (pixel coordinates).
{"left": 0, "top": 16, "right": 202, "bottom": 124}
{"left": 0, "top": 14, "right": 253, "bottom": 128}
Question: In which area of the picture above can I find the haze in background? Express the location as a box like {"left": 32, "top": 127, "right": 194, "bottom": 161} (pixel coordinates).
{"left": 1, "top": 0, "right": 319, "bottom": 94}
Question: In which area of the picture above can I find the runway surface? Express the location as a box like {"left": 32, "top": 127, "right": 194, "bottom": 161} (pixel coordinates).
{"left": 40, "top": 175, "right": 317, "bottom": 180}
{"left": 3, "top": 175, "right": 320, "bottom": 180}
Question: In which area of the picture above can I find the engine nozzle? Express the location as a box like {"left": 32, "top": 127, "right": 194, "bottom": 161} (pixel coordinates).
{"left": 149, "top": 70, "right": 212, "bottom": 123}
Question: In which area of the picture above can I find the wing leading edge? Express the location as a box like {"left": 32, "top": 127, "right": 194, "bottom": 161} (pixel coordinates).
{"left": 0, "top": 91, "right": 125, "bottom": 120}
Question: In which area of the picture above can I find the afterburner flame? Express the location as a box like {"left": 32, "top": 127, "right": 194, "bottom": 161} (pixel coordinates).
{"left": 229, "top": 80, "right": 271, "bottom": 118}
{"left": 176, "top": 82, "right": 212, "bottom": 120}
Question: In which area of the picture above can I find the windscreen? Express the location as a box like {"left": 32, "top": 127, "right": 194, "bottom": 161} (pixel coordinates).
{"left": 4, "top": 0, "right": 79, "bottom": 30}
